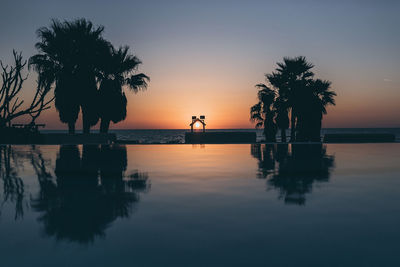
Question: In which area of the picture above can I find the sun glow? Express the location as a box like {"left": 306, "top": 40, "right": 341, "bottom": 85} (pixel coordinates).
{"left": 195, "top": 122, "right": 200, "bottom": 128}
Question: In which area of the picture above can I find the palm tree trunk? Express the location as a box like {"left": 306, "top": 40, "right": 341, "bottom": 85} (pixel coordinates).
{"left": 82, "top": 113, "right": 90, "bottom": 134}
{"left": 68, "top": 122, "right": 75, "bottom": 134}
{"left": 264, "top": 115, "right": 276, "bottom": 142}
{"left": 289, "top": 111, "right": 296, "bottom": 142}
{"left": 100, "top": 118, "right": 110, "bottom": 133}
{"left": 281, "top": 128, "right": 287, "bottom": 143}
{"left": 81, "top": 106, "right": 92, "bottom": 134}
{"left": 83, "top": 122, "right": 90, "bottom": 134}
{"left": 312, "top": 117, "right": 322, "bottom": 142}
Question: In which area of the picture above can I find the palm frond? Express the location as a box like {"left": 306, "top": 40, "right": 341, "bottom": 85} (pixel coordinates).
{"left": 126, "top": 73, "right": 150, "bottom": 93}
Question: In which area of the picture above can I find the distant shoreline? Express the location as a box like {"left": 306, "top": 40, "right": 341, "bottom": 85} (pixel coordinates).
{"left": 1, "top": 132, "right": 398, "bottom": 145}
{"left": 42, "top": 128, "right": 400, "bottom": 143}
{"left": 1, "top": 128, "right": 399, "bottom": 145}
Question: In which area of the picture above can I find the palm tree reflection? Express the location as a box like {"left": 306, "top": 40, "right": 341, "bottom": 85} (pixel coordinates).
{"left": 0, "top": 145, "right": 26, "bottom": 220}
{"left": 31, "top": 144, "right": 150, "bottom": 244}
{"left": 251, "top": 144, "right": 334, "bottom": 205}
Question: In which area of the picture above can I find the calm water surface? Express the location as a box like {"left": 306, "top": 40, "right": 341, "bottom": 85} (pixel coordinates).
{"left": 0, "top": 144, "right": 400, "bottom": 266}
{"left": 42, "top": 128, "right": 400, "bottom": 143}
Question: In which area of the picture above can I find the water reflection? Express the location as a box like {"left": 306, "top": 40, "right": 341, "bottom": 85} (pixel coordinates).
{"left": 0, "top": 145, "right": 150, "bottom": 244}
{"left": 0, "top": 145, "right": 30, "bottom": 220}
{"left": 30, "top": 144, "right": 150, "bottom": 244}
{"left": 251, "top": 144, "right": 335, "bottom": 205}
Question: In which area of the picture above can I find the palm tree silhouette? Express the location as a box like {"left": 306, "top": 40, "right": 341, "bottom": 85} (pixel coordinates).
{"left": 29, "top": 19, "right": 110, "bottom": 134}
{"left": 267, "top": 56, "right": 314, "bottom": 141}
{"left": 98, "top": 46, "right": 149, "bottom": 133}
{"left": 253, "top": 56, "right": 336, "bottom": 142}
{"left": 296, "top": 79, "right": 336, "bottom": 141}
{"left": 250, "top": 84, "right": 277, "bottom": 142}
{"left": 273, "top": 97, "right": 289, "bottom": 142}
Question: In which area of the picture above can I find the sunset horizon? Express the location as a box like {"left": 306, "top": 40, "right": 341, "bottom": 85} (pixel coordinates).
{"left": 1, "top": 2, "right": 400, "bottom": 266}
{"left": 1, "top": 1, "right": 399, "bottom": 130}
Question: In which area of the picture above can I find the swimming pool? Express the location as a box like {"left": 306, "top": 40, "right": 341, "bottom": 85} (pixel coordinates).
{"left": 1, "top": 144, "right": 399, "bottom": 266}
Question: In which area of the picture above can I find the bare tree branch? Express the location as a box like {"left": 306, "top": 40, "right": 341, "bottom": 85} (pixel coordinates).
{"left": 0, "top": 50, "right": 53, "bottom": 128}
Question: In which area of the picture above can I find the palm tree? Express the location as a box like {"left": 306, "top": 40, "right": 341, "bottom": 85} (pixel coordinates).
{"left": 296, "top": 79, "right": 336, "bottom": 141}
{"left": 98, "top": 46, "right": 149, "bottom": 133}
{"left": 267, "top": 56, "right": 314, "bottom": 142}
{"left": 250, "top": 84, "right": 277, "bottom": 142}
{"left": 273, "top": 97, "right": 289, "bottom": 142}
{"left": 313, "top": 79, "right": 336, "bottom": 114}
{"left": 29, "top": 19, "right": 110, "bottom": 134}
{"left": 254, "top": 56, "right": 336, "bottom": 142}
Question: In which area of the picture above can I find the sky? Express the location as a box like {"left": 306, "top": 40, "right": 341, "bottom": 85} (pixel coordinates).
{"left": 0, "top": 0, "right": 399, "bottom": 129}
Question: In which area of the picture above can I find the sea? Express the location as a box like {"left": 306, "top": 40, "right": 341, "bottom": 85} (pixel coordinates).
{"left": 42, "top": 128, "right": 400, "bottom": 143}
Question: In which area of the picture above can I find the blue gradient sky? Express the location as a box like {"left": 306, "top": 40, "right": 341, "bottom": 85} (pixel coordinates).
{"left": 1, "top": 0, "right": 399, "bottom": 129}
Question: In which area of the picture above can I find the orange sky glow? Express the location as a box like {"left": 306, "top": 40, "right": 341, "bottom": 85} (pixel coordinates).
{"left": 4, "top": 1, "right": 400, "bottom": 130}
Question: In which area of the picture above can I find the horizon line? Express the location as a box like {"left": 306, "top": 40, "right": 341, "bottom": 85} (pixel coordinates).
{"left": 41, "top": 127, "right": 400, "bottom": 131}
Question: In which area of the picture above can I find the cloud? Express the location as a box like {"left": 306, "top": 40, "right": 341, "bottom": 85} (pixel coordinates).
{"left": 384, "top": 78, "right": 393, "bottom": 82}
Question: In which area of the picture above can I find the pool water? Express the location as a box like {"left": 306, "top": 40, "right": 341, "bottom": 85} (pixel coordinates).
{"left": 0, "top": 144, "right": 399, "bottom": 266}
